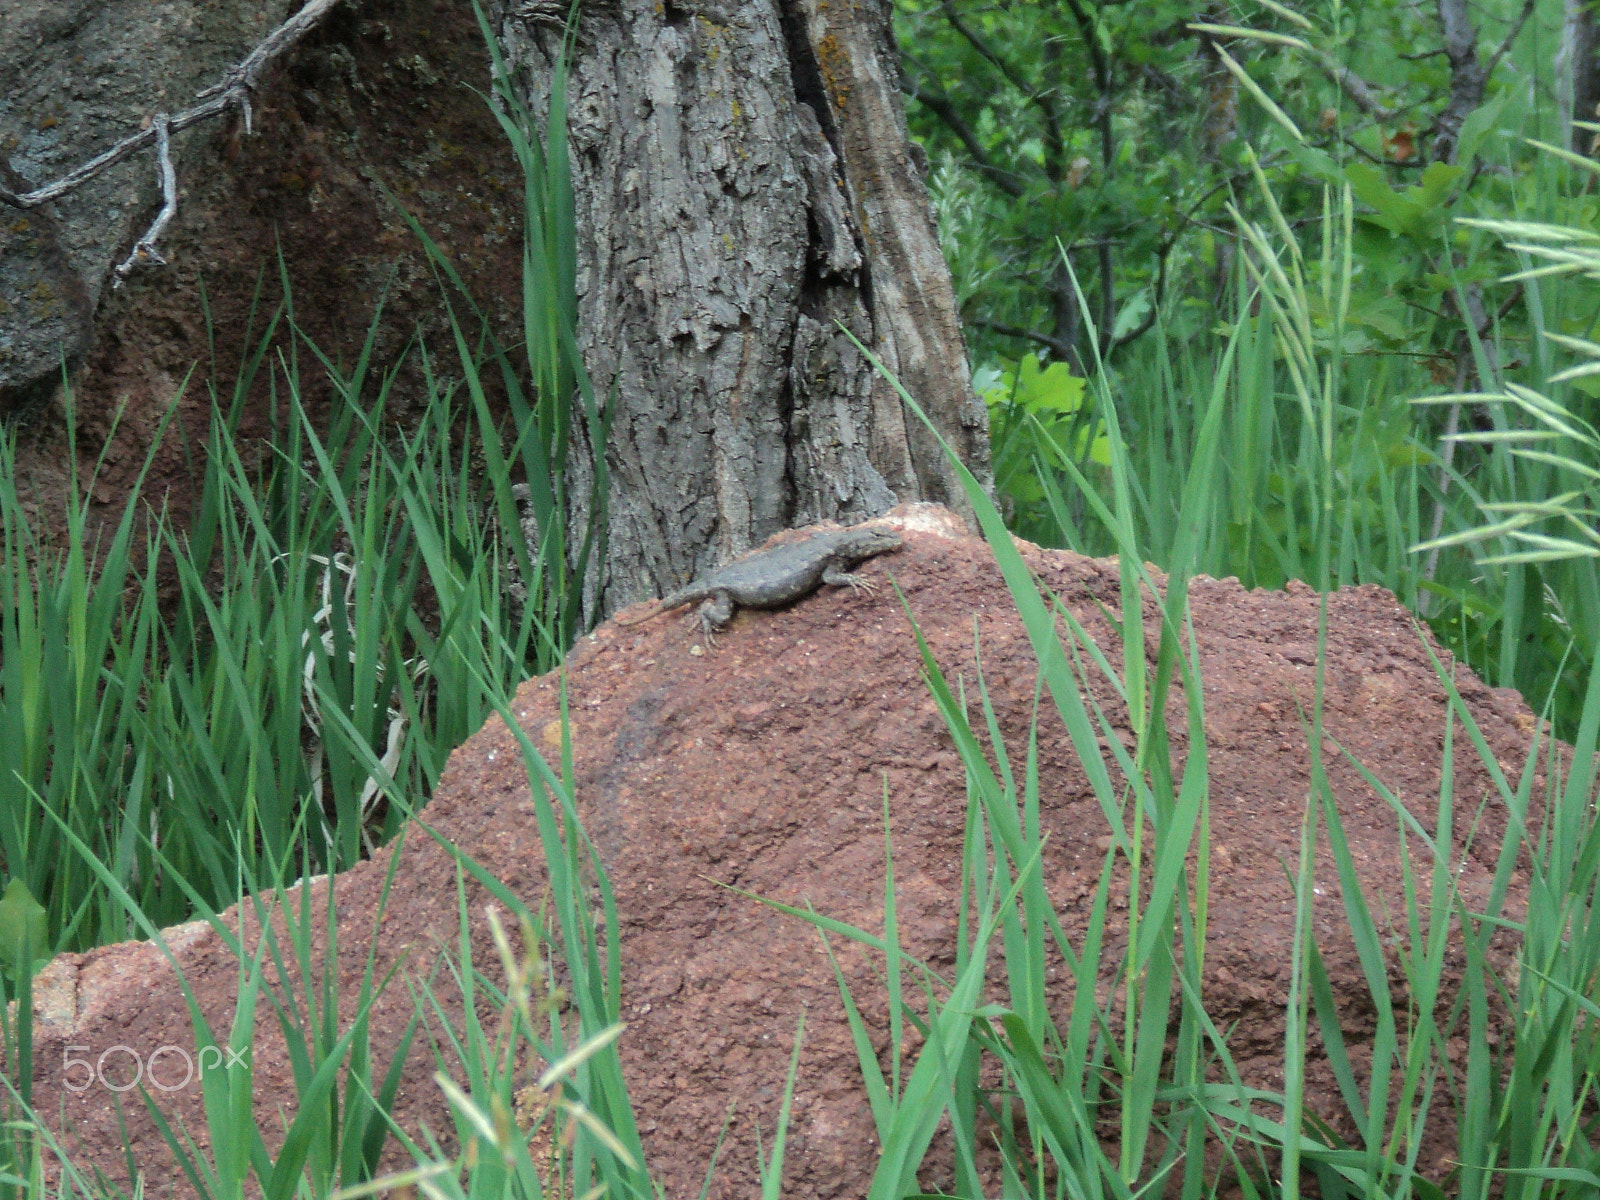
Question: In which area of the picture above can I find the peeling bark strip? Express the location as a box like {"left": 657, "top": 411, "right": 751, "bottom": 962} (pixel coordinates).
{"left": 486, "top": 0, "right": 986, "bottom": 616}
{"left": 789, "top": 0, "right": 987, "bottom": 512}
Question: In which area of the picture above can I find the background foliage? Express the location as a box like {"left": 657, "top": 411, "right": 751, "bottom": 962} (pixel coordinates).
{"left": 897, "top": 0, "right": 1600, "bottom": 734}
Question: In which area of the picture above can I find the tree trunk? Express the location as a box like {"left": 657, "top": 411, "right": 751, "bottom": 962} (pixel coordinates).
{"left": 484, "top": 0, "right": 988, "bottom": 614}
{"left": 1564, "top": 0, "right": 1600, "bottom": 152}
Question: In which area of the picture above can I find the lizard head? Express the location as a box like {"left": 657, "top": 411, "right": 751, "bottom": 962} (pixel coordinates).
{"left": 849, "top": 526, "right": 903, "bottom": 554}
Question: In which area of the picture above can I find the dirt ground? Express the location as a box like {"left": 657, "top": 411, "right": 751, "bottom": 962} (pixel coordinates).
{"left": 23, "top": 507, "right": 1539, "bottom": 1196}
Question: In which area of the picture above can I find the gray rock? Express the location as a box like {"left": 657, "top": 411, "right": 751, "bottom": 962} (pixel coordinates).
{"left": 0, "top": 161, "right": 91, "bottom": 416}
{"left": 0, "top": 0, "right": 285, "bottom": 413}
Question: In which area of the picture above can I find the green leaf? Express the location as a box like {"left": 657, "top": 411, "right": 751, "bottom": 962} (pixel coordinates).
{"left": 1343, "top": 299, "right": 1409, "bottom": 344}
{"left": 1112, "top": 288, "right": 1152, "bottom": 341}
{"left": 1283, "top": 140, "right": 1341, "bottom": 185}
{"left": 1345, "top": 163, "right": 1416, "bottom": 235}
{"left": 1346, "top": 161, "right": 1463, "bottom": 239}
{"left": 0, "top": 879, "right": 49, "bottom": 979}
{"left": 1455, "top": 91, "right": 1509, "bottom": 166}
{"left": 1383, "top": 441, "right": 1434, "bottom": 469}
{"left": 1414, "top": 160, "right": 1465, "bottom": 207}
{"left": 1017, "top": 354, "right": 1088, "bottom": 414}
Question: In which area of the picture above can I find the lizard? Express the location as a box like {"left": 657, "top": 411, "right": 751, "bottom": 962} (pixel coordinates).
{"left": 616, "top": 523, "right": 903, "bottom": 642}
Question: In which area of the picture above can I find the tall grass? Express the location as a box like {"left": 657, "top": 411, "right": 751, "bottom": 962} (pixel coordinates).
{"left": 0, "top": 329, "right": 571, "bottom": 1191}
{"left": 0, "top": 308, "right": 547, "bottom": 950}
{"left": 782, "top": 157, "right": 1600, "bottom": 1197}
{"left": 400, "top": 1, "right": 612, "bottom": 663}
{"left": 0, "top": 0, "right": 604, "bottom": 955}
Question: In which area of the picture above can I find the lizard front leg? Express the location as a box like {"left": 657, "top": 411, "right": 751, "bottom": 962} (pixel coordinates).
{"left": 821, "top": 558, "right": 877, "bottom": 593}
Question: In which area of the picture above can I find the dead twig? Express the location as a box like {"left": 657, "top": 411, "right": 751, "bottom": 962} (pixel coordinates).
{"left": 113, "top": 113, "right": 176, "bottom": 285}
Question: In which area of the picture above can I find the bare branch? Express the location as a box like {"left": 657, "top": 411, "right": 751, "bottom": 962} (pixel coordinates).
{"left": 900, "top": 77, "right": 1027, "bottom": 197}
{"left": 1432, "top": 0, "right": 1489, "bottom": 163}
{"left": 1310, "top": 49, "right": 1402, "bottom": 122}
{"left": 0, "top": 99, "right": 224, "bottom": 209}
{"left": 193, "top": 0, "right": 348, "bottom": 127}
{"left": 1060, "top": 0, "right": 1110, "bottom": 96}
{"left": 1431, "top": 0, "right": 1531, "bottom": 162}
{"left": 972, "top": 318, "right": 1077, "bottom": 361}
{"left": 936, "top": 1, "right": 1065, "bottom": 179}
{"left": 936, "top": 3, "right": 1033, "bottom": 104}
{"left": 1060, "top": 0, "right": 1112, "bottom": 169}
{"left": 1341, "top": 133, "right": 1427, "bottom": 168}
{"left": 1486, "top": 0, "right": 1537, "bottom": 79}
{"left": 1156, "top": 149, "right": 1292, "bottom": 250}
{"left": 1491, "top": 282, "right": 1524, "bottom": 329}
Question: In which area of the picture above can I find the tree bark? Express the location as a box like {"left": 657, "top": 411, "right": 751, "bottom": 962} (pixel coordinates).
{"left": 1563, "top": 0, "right": 1600, "bottom": 152}
{"left": 484, "top": 0, "right": 988, "bottom": 614}
{"left": 1433, "top": 0, "right": 1487, "bottom": 165}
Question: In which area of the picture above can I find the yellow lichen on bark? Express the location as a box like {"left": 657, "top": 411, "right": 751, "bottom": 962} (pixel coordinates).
{"left": 815, "top": 33, "right": 851, "bottom": 111}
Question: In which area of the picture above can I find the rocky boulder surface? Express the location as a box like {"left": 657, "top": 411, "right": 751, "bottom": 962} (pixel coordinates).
{"left": 22, "top": 507, "right": 1536, "bottom": 1196}
{"left": 0, "top": 0, "right": 522, "bottom": 517}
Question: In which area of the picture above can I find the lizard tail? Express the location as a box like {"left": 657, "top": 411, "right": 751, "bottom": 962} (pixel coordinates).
{"left": 615, "top": 601, "right": 666, "bottom": 627}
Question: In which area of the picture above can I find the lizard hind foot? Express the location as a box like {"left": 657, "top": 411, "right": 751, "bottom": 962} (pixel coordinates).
{"left": 692, "top": 590, "right": 735, "bottom": 650}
